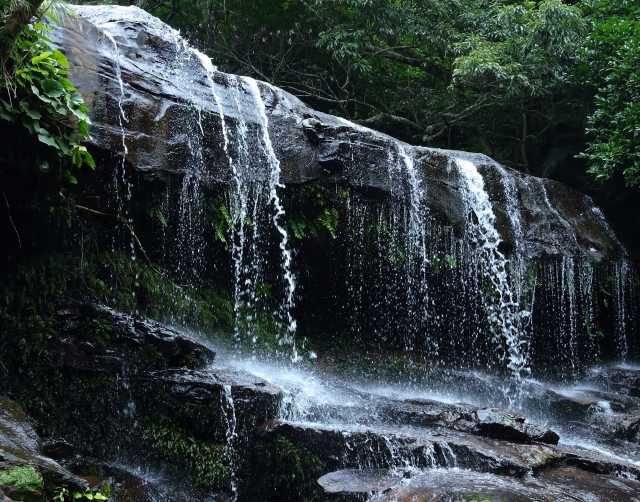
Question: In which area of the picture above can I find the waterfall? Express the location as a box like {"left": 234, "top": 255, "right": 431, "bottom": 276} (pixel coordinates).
{"left": 245, "top": 78, "right": 299, "bottom": 361}
{"left": 100, "top": 30, "right": 137, "bottom": 265}
{"left": 455, "top": 158, "right": 529, "bottom": 386}
{"left": 223, "top": 385, "right": 238, "bottom": 500}
{"left": 72, "top": 5, "right": 639, "bottom": 375}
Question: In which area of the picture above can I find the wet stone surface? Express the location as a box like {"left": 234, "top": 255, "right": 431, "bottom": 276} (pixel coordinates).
{"left": 0, "top": 396, "right": 88, "bottom": 501}
{"left": 337, "top": 466, "right": 640, "bottom": 502}
{"left": 48, "top": 5, "right": 625, "bottom": 262}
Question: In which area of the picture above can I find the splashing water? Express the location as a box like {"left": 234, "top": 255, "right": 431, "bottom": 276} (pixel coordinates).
{"left": 222, "top": 385, "right": 238, "bottom": 500}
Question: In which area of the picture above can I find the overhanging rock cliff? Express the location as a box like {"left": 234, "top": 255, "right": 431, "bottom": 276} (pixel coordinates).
{"left": 51, "top": 5, "right": 622, "bottom": 262}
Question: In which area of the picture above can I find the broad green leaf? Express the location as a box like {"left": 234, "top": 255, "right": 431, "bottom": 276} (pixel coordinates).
{"left": 67, "top": 90, "right": 84, "bottom": 105}
{"left": 51, "top": 50, "right": 70, "bottom": 68}
{"left": 22, "top": 115, "right": 40, "bottom": 134}
{"left": 38, "top": 130, "right": 61, "bottom": 149}
{"left": 0, "top": 109, "right": 16, "bottom": 122}
{"left": 58, "top": 138, "right": 70, "bottom": 155}
{"left": 41, "top": 78, "right": 65, "bottom": 98}
{"left": 78, "top": 120, "right": 90, "bottom": 139}
{"left": 72, "top": 146, "right": 83, "bottom": 167}
{"left": 31, "top": 52, "right": 51, "bottom": 65}
{"left": 62, "top": 170, "right": 78, "bottom": 184}
{"left": 83, "top": 151, "right": 96, "bottom": 169}
{"left": 69, "top": 105, "right": 91, "bottom": 123}
{"left": 20, "top": 101, "right": 42, "bottom": 120}
{"left": 30, "top": 86, "right": 54, "bottom": 105}
{"left": 55, "top": 104, "right": 69, "bottom": 116}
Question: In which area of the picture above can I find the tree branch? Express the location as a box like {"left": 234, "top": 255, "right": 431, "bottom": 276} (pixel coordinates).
{"left": 0, "top": 0, "right": 45, "bottom": 65}
{"left": 362, "top": 45, "right": 450, "bottom": 82}
{"left": 1, "top": 189, "right": 20, "bottom": 249}
{"left": 76, "top": 204, "right": 173, "bottom": 284}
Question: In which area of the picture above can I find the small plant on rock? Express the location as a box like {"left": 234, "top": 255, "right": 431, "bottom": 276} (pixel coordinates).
{"left": 0, "top": 465, "right": 43, "bottom": 492}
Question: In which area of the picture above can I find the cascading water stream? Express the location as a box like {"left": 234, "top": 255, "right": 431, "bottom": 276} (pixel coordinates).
{"left": 244, "top": 77, "right": 299, "bottom": 361}
{"left": 228, "top": 78, "right": 253, "bottom": 346}
{"left": 222, "top": 385, "right": 238, "bottom": 501}
{"left": 99, "top": 28, "right": 140, "bottom": 307}
{"left": 455, "top": 158, "right": 529, "bottom": 396}
{"left": 397, "top": 145, "right": 429, "bottom": 341}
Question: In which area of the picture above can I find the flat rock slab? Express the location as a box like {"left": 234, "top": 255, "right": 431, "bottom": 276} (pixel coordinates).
{"left": 369, "top": 466, "right": 640, "bottom": 502}
{"left": 0, "top": 396, "right": 87, "bottom": 497}
{"left": 138, "top": 368, "right": 283, "bottom": 442}
{"left": 378, "top": 399, "right": 560, "bottom": 445}
{"left": 143, "top": 367, "right": 283, "bottom": 401}
{"left": 56, "top": 305, "right": 215, "bottom": 372}
{"left": 318, "top": 469, "right": 404, "bottom": 494}
{"left": 586, "top": 365, "right": 640, "bottom": 399}
{"left": 257, "top": 420, "right": 560, "bottom": 476}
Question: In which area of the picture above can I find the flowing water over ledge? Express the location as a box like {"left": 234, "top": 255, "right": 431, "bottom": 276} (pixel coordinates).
{"left": 28, "top": 6, "right": 640, "bottom": 500}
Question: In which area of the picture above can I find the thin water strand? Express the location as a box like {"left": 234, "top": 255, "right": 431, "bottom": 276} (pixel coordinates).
{"left": 244, "top": 77, "right": 298, "bottom": 361}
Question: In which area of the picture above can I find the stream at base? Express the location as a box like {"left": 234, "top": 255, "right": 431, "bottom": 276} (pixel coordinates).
{"left": 221, "top": 353, "right": 640, "bottom": 463}
{"left": 103, "top": 346, "right": 640, "bottom": 501}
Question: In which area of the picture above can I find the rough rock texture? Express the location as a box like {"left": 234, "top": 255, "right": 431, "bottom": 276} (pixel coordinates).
{"left": 56, "top": 304, "right": 215, "bottom": 371}
{"left": 138, "top": 368, "right": 283, "bottom": 443}
{"left": 48, "top": 5, "right": 624, "bottom": 262}
{"left": 0, "top": 397, "right": 87, "bottom": 500}
{"left": 319, "top": 467, "right": 640, "bottom": 502}
{"left": 375, "top": 399, "right": 559, "bottom": 445}
{"left": 0, "top": 398, "right": 40, "bottom": 455}
{"left": 255, "top": 420, "right": 559, "bottom": 476}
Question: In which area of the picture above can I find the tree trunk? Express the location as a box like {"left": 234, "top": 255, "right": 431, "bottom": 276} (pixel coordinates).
{"left": 0, "top": 0, "right": 46, "bottom": 65}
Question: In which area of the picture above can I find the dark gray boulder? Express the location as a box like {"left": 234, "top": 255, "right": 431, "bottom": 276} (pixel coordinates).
{"left": 55, "top": 305, "right": 215, "bottom": 372}
{"left": 47, "top": 5, "right": 624, "bottom": 262}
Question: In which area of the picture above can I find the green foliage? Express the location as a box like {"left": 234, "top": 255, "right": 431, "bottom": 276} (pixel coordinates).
{"left": 0, "top": 465, "right": 43, "bottom": 492}
{"left": 142, "top": 422, "right": 229, "bottom": 489}
{"left": 577, "top": 0, "right": 640, "bottom": 187}
{"left": 282, "top": 183, "right": 341, "bottom": 240}
{"left": 0, "top": 7, "right": 95, "bottom": 183}
{"left": 53, "top": 485, "right": 109, "bottom": 501}
{"left": 248, "top": 435, "right": 327, "bottom": 501}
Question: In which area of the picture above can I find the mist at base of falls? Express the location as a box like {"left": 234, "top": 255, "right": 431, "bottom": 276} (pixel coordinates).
{"left": 203, "top": 342, "right": 640, "bottom": 468}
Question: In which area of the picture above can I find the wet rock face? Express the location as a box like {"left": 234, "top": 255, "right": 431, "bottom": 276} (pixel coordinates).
{"left": 0, "top": 397, "right": 88, "bottom": 501}
{"left": 471, "top": 408, "right": 560, "bottom": 445}
{"left": 138, "top": 368, "right": 283, "bottom": 443}
{"left": 0, "top": 398, "right": 40, "bottom": 455}
{"left": 376, "top": 399, "right": 559, "bottom": 445}
{"left": 319, "top": 466, "right": 640, "bottom": 502}
{"left": 56, "top": 304, "right": 215, "bottom": 372}
{"left": 50, "top": 5, "right": 623, "bottom": 262}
